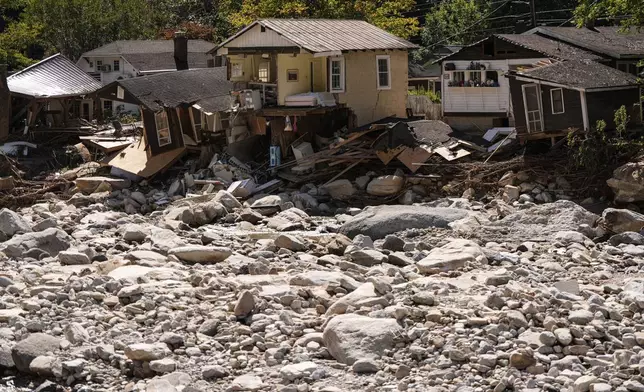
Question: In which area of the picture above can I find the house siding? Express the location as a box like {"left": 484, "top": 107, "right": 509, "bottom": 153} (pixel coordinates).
{"left": 144, "top": 107, "right": 185, "bottom": 156}
{"left": 586, "top": 88, "right": 641, "bottom": 128}
{"left": 225, "top": 24, "right": 296, "bottom": 49}
{"left": 337, "top": 50, "right": 408, "bottom": 126}
{"left": 443, "top": 37, "right": 546, "bottom": 62}
{"left": 277, "top": 53, "right": 317, "bottom": 104}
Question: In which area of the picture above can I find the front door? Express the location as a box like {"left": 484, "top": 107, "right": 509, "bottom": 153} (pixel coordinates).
{"left": 522, "top": 84, "right": 543, "bottom": 133}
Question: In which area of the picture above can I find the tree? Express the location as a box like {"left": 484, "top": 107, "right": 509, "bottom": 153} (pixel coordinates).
{"left": 574, "top": 0, "right": 644, "bottom": 29}
{"left": 420, "top": 0, "right": 488, "bottom": 53}
{"left": 228, "top": 0, "right": 420, "bottom": 40}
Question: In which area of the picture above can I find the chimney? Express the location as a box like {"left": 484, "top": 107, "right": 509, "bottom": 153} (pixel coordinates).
{"left": 174, "top": 31, "right": 189, "bottom": 71}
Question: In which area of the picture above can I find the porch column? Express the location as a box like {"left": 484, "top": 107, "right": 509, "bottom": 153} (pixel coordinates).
{"left": 580, "top": 90, "right": 589, "bottom": 131}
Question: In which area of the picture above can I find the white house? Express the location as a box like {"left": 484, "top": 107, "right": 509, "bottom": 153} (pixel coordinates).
{"left": 438, "top": 34, "right": 601, "bottom": 131}
{"left": 76, "top": 39, "right": 216, "bottom": 116}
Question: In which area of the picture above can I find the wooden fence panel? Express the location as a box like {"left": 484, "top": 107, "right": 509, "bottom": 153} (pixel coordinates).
{"left": 407, "top": 95, "right": 442, "bottom": 120}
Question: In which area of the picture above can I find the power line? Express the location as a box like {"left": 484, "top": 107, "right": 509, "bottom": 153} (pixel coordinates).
{"left": 429, "top": 0, "right": 511, "bottom": 48}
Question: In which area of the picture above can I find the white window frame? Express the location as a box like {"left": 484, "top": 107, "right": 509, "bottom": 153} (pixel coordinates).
{"left": 550, "top": 88, "right": 565, "bottom": 114}
{"left": 113, "top": 59, "right": 120, "bottom": 72}
{"left": 329, "top": 56, "right": 345, "bottom": 93}
{"left": 258, "top": 61, "right": 270, "bottom": 82}
{"left": 155, "top": 111, "right": 172, "bottom": 147}
{"left": 376, "top": 55, "right": 391, "bottom": 90}
{"left": 117, "top": 86, "right": 124, "bottom": 100}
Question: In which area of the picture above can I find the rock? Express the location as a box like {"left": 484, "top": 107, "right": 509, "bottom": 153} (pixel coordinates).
{"left": 0, "top": 208, "right": 31, "bottom": 237}
{"left": 382, "top": 235, "right": 405, "bottom": 251}
{"left": 600, "top": 208, "right": 644, "bottom": 233}
{"left": 11, "top": 333, "right": 61, "bottom": 373}
{"left": 168, "top": 246, "right": 232, "bottom": 263}
{"left": 198, "top": 320, "right": 219, "bottom": 337}
{"left": 75, "top": 176, "right": 130, "bottom": 192}
{"left": 266, "top": 208, "right": 310, "bottom": 231}
{"left": 324, "top": 180, "right": 355, "bottom": 200}
{"left": 347, "top": 249, "right": 388, "bottom": 267}
{"left": 322, "top": 314, "right": 403, "bottom": 365}
{"left": 610, "top": 231, "right": 644, "bottom": 245}
{"left": 29, "top": 356, "right": 59, "bottom": 377}
{"left": 340, "top": 205, "right": 471, "bottom": 239}
{"left": 352, "top": 358, "right": 380, "bottom": 373}
{"left": 150, "top": 358, "right": 177, "bottom": 374}
{"left": 504, "top": 185, "right": 520, "bottom": 202}
{"left": 417, "top": 239, "right": 487, "bottom": 274}
{"left": 58, "top": 250, "right": 91, "bottom": 265}
{"left": 274, "top": 234, "right": 307, "bottom": 252}
{"left": 202, "top": 365, "right": 229, "bottom": 379}
{"left": 554, "top": 230, "right": 591, "bottom": 245}
{"left": 590, "top": 384, "right": 611, "bottom": 392}
{"left": 231, "top": 374, "right": 263, "bottom": 391}
{"left": 239, "top": 208, "right": 263, "bottom": 224}
{"left": 509, "top": 349, "right": 536, "bottom": 369}
{"left": 607, "top": 161, "right": 644, "bottom": 203}
{"left": 539, "top": 332, "right": 557, "bottom": 346}
{"left": 124, "top": 343, "right": 171, "bottom": 361}
{"left": 280, "top": 361, "right": 319, "bottom": 381}
{"left": 554, "top": 328, "right": 573, "bottom": 345}
{"left": 122, "top": 224, "right": 150, "bottom": 242}
{"left": 506, "top": 310, "right": 529, "bottom": 329}
{"left": 568, "top": 309, "right": 594, "bottom": 325}
{"left": 63, "top": 323, "right": 89, "bottom": 345}
{"left": 147, "top": 379, "right": 178, "bottom": 392}
{"left": 234, "top": 290, "right": 255, "bottom": 318}
{"left": 0, "top": 228, "right": 71, "bottom": 257}
{"left": 624, "top": 380, "right": 644, "bottom": 392}
{"left": 574, "top": 375, "right": 599, "bottom": 392}
{"left": 366, "top": 174, "right": 404, "bottom": 196}
{"left": 214, "top": 190, "right": 242, "bottom": 211}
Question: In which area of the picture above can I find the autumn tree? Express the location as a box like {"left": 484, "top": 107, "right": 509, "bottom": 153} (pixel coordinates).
{"left": 574, "top": 0, "right": 644, "bottom": 29}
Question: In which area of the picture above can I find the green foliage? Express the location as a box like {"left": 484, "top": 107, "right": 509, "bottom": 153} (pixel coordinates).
{"left": 408, "top": 87, "right": 441, "bottom": 103}
{"left": 0, "top": 20, "right": 41, "bottom": 70}
{"left": 416, "top": 0, "right": 488, "bottom": 60}
{"left": 229, "top": 0, "right": 419, "bottom": 39}
{"left": 567, "top": 106, "right": 642, "bottom": 172}
{"left": 575, "top": 0, "right": 644, "bottom": 29}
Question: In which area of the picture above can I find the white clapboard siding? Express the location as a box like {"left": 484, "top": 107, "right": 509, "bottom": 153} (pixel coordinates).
{"left": 226, "top": 24, "right": 296, "bottom": 48}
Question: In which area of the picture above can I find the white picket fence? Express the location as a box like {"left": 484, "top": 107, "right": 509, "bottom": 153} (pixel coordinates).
{"left": 407, "top": 95, "right": 442, "bottom": 120}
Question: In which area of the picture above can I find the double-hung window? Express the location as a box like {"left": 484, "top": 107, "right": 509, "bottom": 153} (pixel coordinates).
{"left": 155, "top": 111, "right": 171, "bottom": 147}
{"left": 550, "top": 88, "right": 565, "bottom": 114}
{"left": 329, "top": 57, "right": 345, "bottom": 93}
{"left": 376, "top": 55, "right": 391, "bottom": 90}
{"left": 113, "top": 60, "right": 120, "bottom": 72}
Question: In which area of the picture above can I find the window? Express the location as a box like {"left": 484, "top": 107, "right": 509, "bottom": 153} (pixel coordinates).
{"left": 287, "top": 69, "right": 298, "bottom": 82}
{"left": 376, "top": 55, "right": 391, "bottom": 90}
{"left": 486, "top": 71, "right": 498, "bottom": 83}
{"left": 260, "top": 25, "right": 266, "bottom": 33}
{"left": 258, "top": 62, "right": 270, "bottom": 82}
{"left": 117, "top": 86, "right": 125, "bottom": 100}
{"left": 452, "top": 71, "right": 465, "bottom": 86}
{"left": 103, "top": 100, "right": 113, "bottom": 112}
{"left": 329, "top": 57, "right": 345, "bottom": 92}
{"left": 155, "top": 111, "right": 171, "bottom": 147}
{"left": 113, "top": 60, "right": 120, "bottom": 72}
{"left": 96, "top": 60, "right": 103, "bottom": 68}
{"left": 468, "top": 70, "right": 482, "bottom": 85}
{"left": 231, "top": 62, "right": 243, "bottom": 78}
{"left": 550, "top": 88, "right": 565, "bottom": 114}
{"left": 617, "top": 61, "right": 641, "bottom": 76}
{"left": 89, "top": 61, "right": 94, "bottom": 68}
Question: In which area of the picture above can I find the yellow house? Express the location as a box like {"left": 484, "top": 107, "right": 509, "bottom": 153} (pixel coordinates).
{"left": 212, "top": 19, "right": 418, "bottom": 127}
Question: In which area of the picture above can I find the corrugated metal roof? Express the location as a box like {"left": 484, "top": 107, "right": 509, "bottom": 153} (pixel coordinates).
{"left": 83, "top": 40, "right": 216, "bottom": 56}
{"left": 8, "top": 54, "right": 102, "bottom": 98}
{"left": 111, "top": 67, "right": 232, "bottom": 112}
{"left": 218, "top": 19, "right": 418, "bottom": 53}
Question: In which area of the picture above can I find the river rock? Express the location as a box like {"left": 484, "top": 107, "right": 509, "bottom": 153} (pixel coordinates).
{"left": 168, "top": 246, "right": 232, "bottom": 263}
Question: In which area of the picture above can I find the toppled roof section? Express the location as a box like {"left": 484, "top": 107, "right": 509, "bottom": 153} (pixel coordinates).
{"left": 217, "top": 19, "right": 419, "bottom": 53}
{"left": 529, "top": 26, "right": 644, "bottom": 58}
{"left": 516, "top": 59, "right": 639, "bottom": 90}
{"left": 496, "top": 34, "right": 603, "bottom": 61}
{"left": 114, "top": 67, "right": 232, "bottom": 111}
{"left": 81, "top": 40, "right": 216, "bottom": 71}
{"left": 8, "top": 54, "right": 102, "bottom": 98}
{"left": 409, "top": 63, "right": 441, "bottom": 79}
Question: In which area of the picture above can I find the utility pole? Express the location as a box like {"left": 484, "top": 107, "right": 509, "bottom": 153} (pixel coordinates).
{"left": 530, "top": 0, "right": 537, "bottom": 28}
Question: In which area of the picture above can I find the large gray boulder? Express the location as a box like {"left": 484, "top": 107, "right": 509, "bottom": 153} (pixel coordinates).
{"left": 417, "top": 239, "right": 487, "bottom": 274}
{"left": 322, "top": 314, "right": 403, "bottom": 365}
{"left": 600, "top": 208, "right": 644, "bottom": 234}
{"left": 0, "top": 228, "right": 71, "bottom": 258}
{"left": 339, "top": 205, "right": 471, "bottom": 239}
{"left": 0, "top": 208, "right": 31, "bottom": 237}
{"left": 607, "top": 161, "right": 644, "bottom": 203}
{"left": 11, "top": 333, "right": 61, "bottom": 373}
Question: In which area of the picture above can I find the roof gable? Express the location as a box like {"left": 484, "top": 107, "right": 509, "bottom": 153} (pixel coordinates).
{"left": 8, "top": 54, "right": 102, "bottom": 98}
{"left": 216, "top": 19, "right": 418, "bottom": 54}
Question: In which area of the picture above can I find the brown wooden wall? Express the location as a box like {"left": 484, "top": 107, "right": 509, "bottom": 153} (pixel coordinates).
{"left": 586, "top": 88, "right": 641, "bottom": 129}
{"left": 143, "top": 107, "right": 185, "bottom": 156}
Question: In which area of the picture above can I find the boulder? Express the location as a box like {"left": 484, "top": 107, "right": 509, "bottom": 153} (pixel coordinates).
{"left": 280, "top": 361, "right": 319, "bottom": 381}
{"left": 234, "top": 290, "right": 255, "bottom": 318}
{"left": 600, "top": 208, "right": 644, "bottom": 234}
{"left": 323, "top": 180, "right": 355, "bottom": 200}
{"left": 0, "top": 208, "right": 31, "bottom": 237}
{"left": 325, "top": 283, "right": 383, "bottom": 316}
{"left": 607, "top": 161, "right": 644, "bottom": 203}
{"left": 214, "top": 190, "right": 242, "bottom": 211}
{"left": 274, "top": 234, "right": 307, "bottom": 252}
{"left": 322, "top": 314, "right": 403, "bottom": 365}
{"left": 0, "top": 228, "right": 71, "bottom": 258}
{"left": 11, "top": 333, "right": 61, "bottom": 373}
{"left": 168, "top": 246, "right": 232, "bottom": 263}
{"left": 340, "top": 205, "right": 471, "bottom": 239}
{"left": 266, "top": 208, "right": 310, "bottom": 231}
{"left": 347, "top": 249, "right": 388, "bottom": 267}
{"left": 417, "top": 239, "right": 487, "bottom": 274}
{"left": 124, "top": 343, "right": 171, "bottom": 361}
{"left": 58, "top": 251, "right": 91, "bottom": 266}
{"left": 149, "top": 228, "right": 186, "bottom": 254}
{"left": 366, "top": 175, "right": 404, "bottom": 196}
{"left": 122, "top": 224, "right": 151, "bottom": 242}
